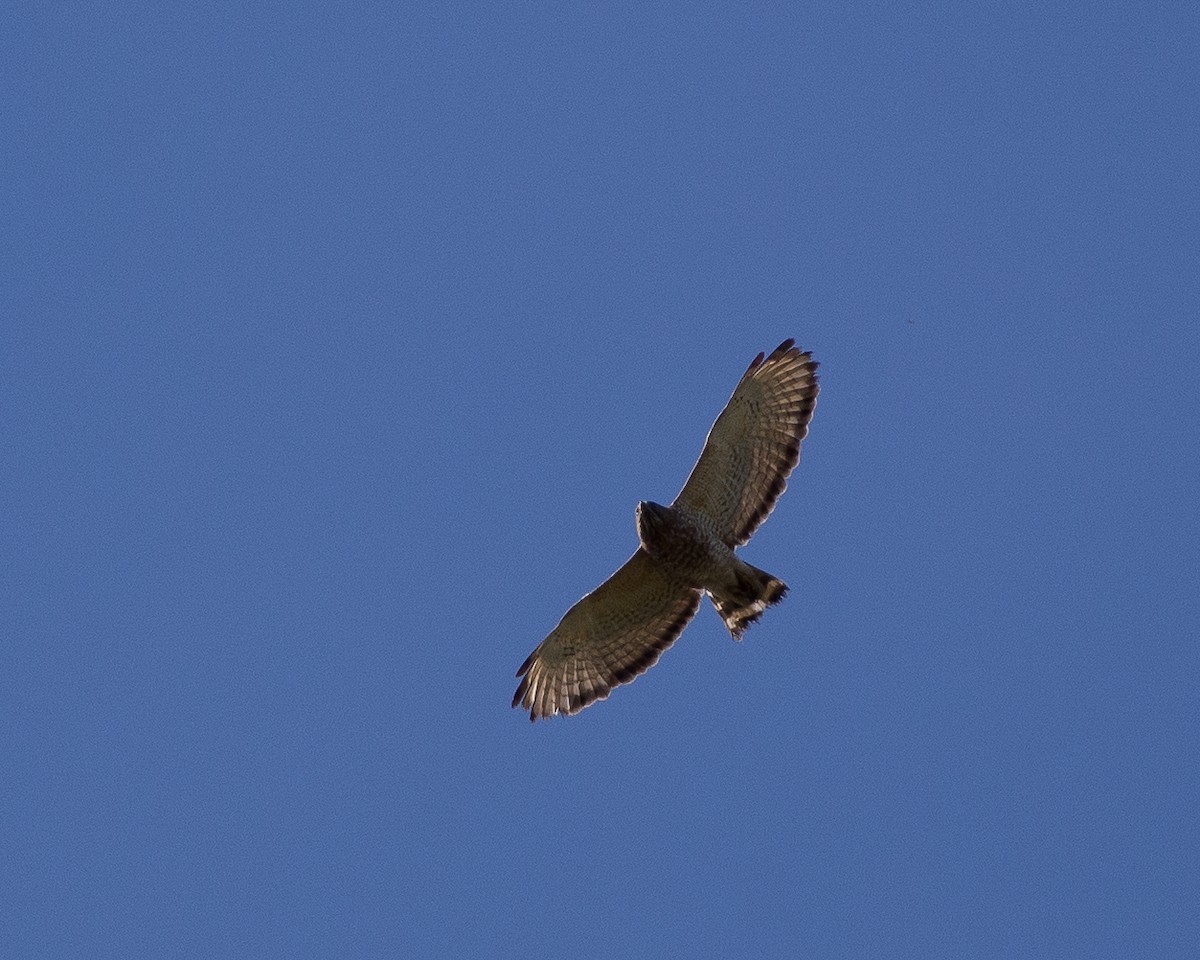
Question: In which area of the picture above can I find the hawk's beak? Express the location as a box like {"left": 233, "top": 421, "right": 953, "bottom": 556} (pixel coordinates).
{"left": 637, "top": 501, "right": 666, "bottom": 527}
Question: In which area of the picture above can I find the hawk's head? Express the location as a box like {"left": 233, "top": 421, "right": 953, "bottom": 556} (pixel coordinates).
{"left": 635, "top": 500, "right": 672, "bottom": 553}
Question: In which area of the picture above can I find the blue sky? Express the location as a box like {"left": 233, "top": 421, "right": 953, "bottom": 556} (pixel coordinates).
{"left": 4, "top": 2, "right": 1198, "bottom": 957}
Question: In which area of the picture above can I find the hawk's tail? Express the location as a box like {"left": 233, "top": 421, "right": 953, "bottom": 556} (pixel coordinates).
{"left": 712, "top": 560, "right": 788, "bottom": 641}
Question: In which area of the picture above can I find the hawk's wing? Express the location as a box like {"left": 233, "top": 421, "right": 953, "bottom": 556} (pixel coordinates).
{"left": 673, "top": 339, "right": 819, "bottom": 547}
{"left": 513, "top": 549, "right": 701, "bottom": 722}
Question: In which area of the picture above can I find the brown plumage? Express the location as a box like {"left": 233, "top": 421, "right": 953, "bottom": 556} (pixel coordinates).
{"left": 513, "top": 339, "right": 819, "bottom": 721}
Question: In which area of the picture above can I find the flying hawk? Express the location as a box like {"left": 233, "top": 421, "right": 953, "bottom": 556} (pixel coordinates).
{"left": 513, "top": 339, "right": 819, "bottom": 721}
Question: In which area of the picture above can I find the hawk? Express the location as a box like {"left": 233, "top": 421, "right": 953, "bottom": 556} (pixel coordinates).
{"left": 513, "top": 339, "right": 819, "bottom": 721}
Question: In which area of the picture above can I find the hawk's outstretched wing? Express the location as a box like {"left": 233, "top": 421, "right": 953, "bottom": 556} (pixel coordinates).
{"left": 513, "top": 549, "right": 701, "bottom": 722}
{"left": 673, "top": 339, "right": 819, "bottom": 546}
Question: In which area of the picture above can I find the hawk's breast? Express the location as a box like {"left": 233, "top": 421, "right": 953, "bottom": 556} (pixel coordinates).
{"left": 635, "top": 501, "right": 732, "bottom": 587}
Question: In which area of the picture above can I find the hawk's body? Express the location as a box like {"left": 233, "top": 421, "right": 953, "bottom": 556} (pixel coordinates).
{"left": 513, "top": 339, "right": 819, "bottom": 721}
{"left": 635, "top": 500, "right": 787, "bottom": 638}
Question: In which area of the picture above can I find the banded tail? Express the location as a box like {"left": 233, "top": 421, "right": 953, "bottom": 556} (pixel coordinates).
{"left": 711, "top": 560, "right": 788, "bottom": 641}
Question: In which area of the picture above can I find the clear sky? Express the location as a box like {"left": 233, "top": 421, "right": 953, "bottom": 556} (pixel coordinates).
{"left": 5, "top": 2, "right": 1198, "bottom": 958}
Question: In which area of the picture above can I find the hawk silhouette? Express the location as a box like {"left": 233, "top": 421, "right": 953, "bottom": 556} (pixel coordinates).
{"left": 513, "top": 339, "right": 819, "bottom": 721}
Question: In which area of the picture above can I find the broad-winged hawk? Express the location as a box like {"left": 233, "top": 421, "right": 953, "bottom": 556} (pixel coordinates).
{"left": 513, "top": 339, "right": 819, "bottom": 721}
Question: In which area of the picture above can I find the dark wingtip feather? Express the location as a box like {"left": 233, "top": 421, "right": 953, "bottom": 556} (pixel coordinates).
{"left": 511, "top": 676, "right": 529, "bottom": 708}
